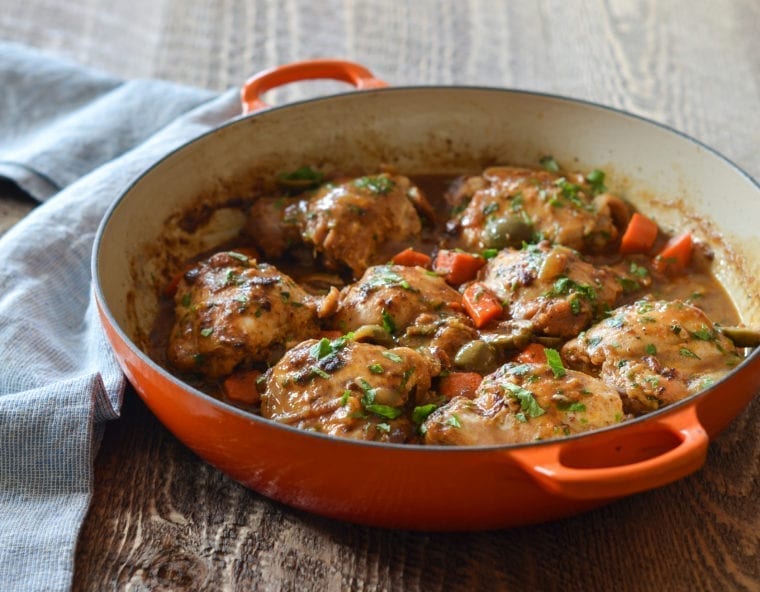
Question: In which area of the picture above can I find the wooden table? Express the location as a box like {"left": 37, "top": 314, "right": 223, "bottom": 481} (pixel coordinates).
{"left": 1, "top": 1, "right": 758, "bottom": 590}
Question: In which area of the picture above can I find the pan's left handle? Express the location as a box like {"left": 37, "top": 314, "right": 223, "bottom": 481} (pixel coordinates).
{"left": 241, "top": 59, "right": 388, "bottom": 114}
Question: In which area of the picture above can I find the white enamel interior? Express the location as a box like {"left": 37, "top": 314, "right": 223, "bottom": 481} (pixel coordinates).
{"left": 96, "top": 87, "right": 760, "bottom": 348}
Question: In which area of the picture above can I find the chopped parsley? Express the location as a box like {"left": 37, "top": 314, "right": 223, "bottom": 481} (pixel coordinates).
{"left": 618, "top": 277, "right": 640, "bottom": 293}
{"left": 586, "top": 169, "right": 607, "bottom": 195}
{"left": 549, "top": 276, "right": 597, "bottom": 301}
{"left": 200, "top": 327, "right": 213, "bottom": 338}
{"left": 483, "top": 202, "right": 500, "bottom": 216}
{"left": 585, "top": 335, "right": 603, "bottom": 347}
{"left": 446, "top": 414, "right": 463, "bottom": 428}
{"left": 629, "top": 262, "right": 649, "bottom": 278}
{"left": 382, "top": 351, "right": 403, "bottom": 363}
{"left": 412, "top": 403, "right": 438, "bottom": 424}
{"left": 545, "top": 348, "right": 566, "bottom": 378}
{"left": 645, "top": 343, "right": 657, "bottom": 355}
{"left": 354, "top": 175, "right": 395, "bottom": 194}
{"left": 503, "top": 383, "right": 546, "bottom": 418}
{"left": 340, "top": 390, "right": 351, "bottom": 406}
{"left": 539, "top": 155, "right": 561, "bottom": 172}
{"left": 310, "top": 366, "right": 331, "bottom": 379}
{"left": 277, "top": 165, "right": 324, "bottom": 187}
{"left": 690, "top": 326, "right": 714, "bottom": 341}
{"left": 511, "top": 192, "right": 524, "bottom": 210}
{"left": 368, "top": 363, "right": 385, "bottom": 374}
{"left": 358, "top": 378, "right": 402, "bottom": 419}
{"left": 381, "top": 309, "right": 396, "bottom": 334}
{"left": 679, "top": 347, "right": 701, "bottom": 359}
{"left": 557, "top": 401, "right": 587, "bottom": 413}
{"left": 368, "top": 268, "right": 414, "bottom": 291}
{"left": 225, "top": 269, "right": 240, "bottom": 286}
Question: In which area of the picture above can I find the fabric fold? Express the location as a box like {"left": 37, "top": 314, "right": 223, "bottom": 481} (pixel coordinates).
{"left": 0, "top": 42, "right": 240, "bottom": 592}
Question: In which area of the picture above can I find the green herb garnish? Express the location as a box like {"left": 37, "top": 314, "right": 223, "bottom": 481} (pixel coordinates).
{"left": 412, "top": 404, "right": 438, "bottom": 424}
{"left": 277, "top": 166, "right": 324, "bottom": 188}
{"left": 586, "top": 169, "right": 607, "bottom": 195}
{"left": 382, "top": 351, "right": 403, "bottom": 363}
{"left": 381, "top": 309, "right": 396, "bottom": 334}
{"left": 503, "top": 383, "right": 546, "bottom": 418}
{"left": 365, "top": 404, "right": 402, "bottom": 420}
{"left": 354, "top": 175, "right": 395, "bottom": 194}
{"left": 446, "top": 414, "right": 463, "bottom": 428}
{"left": 311, "top": 366, "right": 331, "bottom": 379}
{"left": 483, "top": 202, "right": 500, "bottom": 216}
{"left": 545, "top": 348, "right": 566, "bottom": 378}
{"left": 539, "top": 155, "right": 560, "bottom": 172}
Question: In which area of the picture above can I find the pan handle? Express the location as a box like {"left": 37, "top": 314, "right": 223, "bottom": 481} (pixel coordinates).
{"left": 509, "top": 404, "right": 709, "bottom": 500}
{"left": 241, "top": 59, "right": 388, "bottom": 114}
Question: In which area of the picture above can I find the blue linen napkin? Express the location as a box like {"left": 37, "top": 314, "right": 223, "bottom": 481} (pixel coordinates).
{"left": 0, "top": 42, "right": 240, "bottom": 591}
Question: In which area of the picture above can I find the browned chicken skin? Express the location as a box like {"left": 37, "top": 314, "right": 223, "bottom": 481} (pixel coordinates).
{"left": 167, "top": 252, "right": 319, "bottom": 378}
{"left": 449, "top": 166, "right": 628, "bottom": 253}
{"left": 244, "top": 196, "right": 304, "bottom": 259}
{"left": 562, "top": 299, "right": 742, "bottom": 414}
{"left": 423, "top": 362, "right": 624, "bottom": 445}
{"left": 262, "top": 338, "right": 436, "bottom": 442}
{"left": 331, "top": 264, "right": 478, "bottom": 363}
{"left": 479, "top": 242, "right": 624, "bottom": 338}
{"left": 301, "top": 173, "right": 425, "bottom": 276}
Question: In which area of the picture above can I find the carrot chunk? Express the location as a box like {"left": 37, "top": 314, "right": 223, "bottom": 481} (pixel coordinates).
{"left": 433, "top": 249, "right": 486, "bottom": 285}
{"left": 620, "top": 212, "right": 659, "bottom": 254}
{"left": 392, "top": 247, "right": 432, "bottom": 268}
{"left": 462, "top": 282, "right": 503, "bottom": 328}
{"left": 223, "top": 370, "right": 262, "bottom": 406}
{"left": 439, "top": 372, "right": 483, "bottom": 400}
{"left": 515, "top": 343, "right": 547, "bottom": 364}
{"left": 652, "top": 232, "right": 693, "bottom": 274}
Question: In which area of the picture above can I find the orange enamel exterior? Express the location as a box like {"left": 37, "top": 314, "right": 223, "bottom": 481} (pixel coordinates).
{"left": 93, "top": 60, "right": 760, "bottom": 531}
{"left": 241, "top": 59, "right": 388, "bottom": 113}
{"left": 97, "top": 298, "right": 760, "bottom": 530}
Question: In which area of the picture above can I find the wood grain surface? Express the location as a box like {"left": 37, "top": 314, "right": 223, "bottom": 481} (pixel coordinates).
{"left": 1, "top": 0, "right": 758, "bottom": 590}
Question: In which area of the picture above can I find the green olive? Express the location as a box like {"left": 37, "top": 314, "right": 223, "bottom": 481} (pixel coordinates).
{"left": 454, "top": 339, "right": 497, "bottom": 372}
{"left": 482, "top": 216, "right": 534, "bottom": 249}
{"left": 486, "top": 326, "right": 533, "bottom": 351}
{"left": 720, "top": 326, "right": 760, "bottom": 348}
{"left": 352, "top": 324, "right": 396, "bottom": 347}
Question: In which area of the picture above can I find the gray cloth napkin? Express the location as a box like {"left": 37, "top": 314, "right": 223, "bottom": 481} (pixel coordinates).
{"left": 0, "top": 42, "right": 239, "bottom": 591}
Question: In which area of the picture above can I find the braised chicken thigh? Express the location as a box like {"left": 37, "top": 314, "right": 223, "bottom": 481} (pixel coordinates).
{"left": 331, "top": 264, "right": 477, "bottom": 362}
{"left": 167, "top": 251, "right": 318, "bottom": 378}
{"left": 301, "top": 173, "right": 426, "bottom": 276}
{"left": 562, "top": 299, "right": 741, "bottom": 414}
{"left": 262, "top": 338, "right": 435, "bottom": 442}
{"left": 448, "top": 166, "right": 629, "bottom": 254}
{"left": 423, "top": 361, "right": 623, "bottom": 445}
{"left": 479, "top": 242, "right": 625, "bottom": 337}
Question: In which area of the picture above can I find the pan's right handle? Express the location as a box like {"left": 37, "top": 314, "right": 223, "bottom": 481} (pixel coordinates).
{"left": 509, "top": 404, "right": 709, "bottom": 500}
{"left": 241, "top": 59, "right": 388, "bottom": 114}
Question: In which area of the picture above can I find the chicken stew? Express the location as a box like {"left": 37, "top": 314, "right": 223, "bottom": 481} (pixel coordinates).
{"left": 152, "top": 159, "right": 753, "bottom": 446}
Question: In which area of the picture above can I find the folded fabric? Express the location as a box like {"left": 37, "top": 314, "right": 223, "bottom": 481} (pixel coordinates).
{"left": 0, "top": 42, "right": 239, "bottom": 592}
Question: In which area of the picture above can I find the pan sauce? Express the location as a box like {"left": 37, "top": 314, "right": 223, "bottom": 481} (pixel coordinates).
{"left": 150, "top": 164, "right": 745, "bottom": 446}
